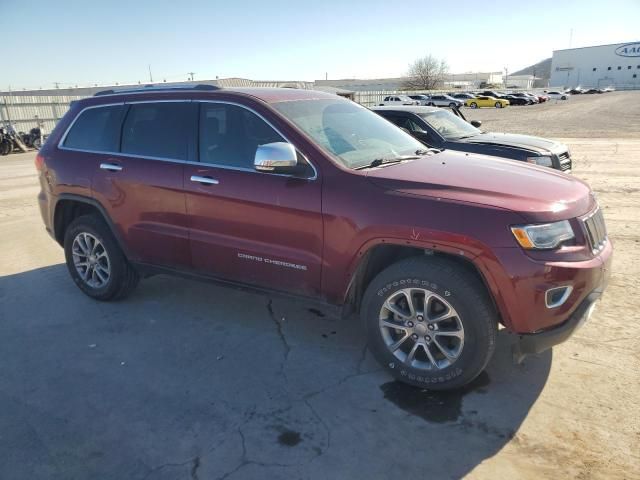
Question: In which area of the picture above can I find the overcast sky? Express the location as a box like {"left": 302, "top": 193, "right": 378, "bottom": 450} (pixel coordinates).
{"left": 3, "top": 0, "right": 639, "bottom": 89}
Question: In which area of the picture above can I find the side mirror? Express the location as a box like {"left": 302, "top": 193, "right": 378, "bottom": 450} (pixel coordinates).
{"left": 471, "top": 120, "right": 482, "bottom": 128}
{"left": 254, "top": 142, "right": 298, "bottom": 173}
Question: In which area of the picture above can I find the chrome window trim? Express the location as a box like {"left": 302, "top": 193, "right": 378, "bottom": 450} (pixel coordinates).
{"left": 57, "top": 99, "right": 318, "bottom": 181}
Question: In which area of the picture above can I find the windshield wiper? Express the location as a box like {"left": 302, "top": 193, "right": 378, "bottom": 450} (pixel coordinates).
{"left": 354, "top": 155, "right": 421, "bottom": 170}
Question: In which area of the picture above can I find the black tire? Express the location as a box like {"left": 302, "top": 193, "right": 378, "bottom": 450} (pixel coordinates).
{"left": 64, "top": 214, "right": 139, "bottom": 301}
{"left": 470, "top": 102, "right": 478, "bottom": 109}
{"left": 561, "top": 96, "right": 567, "bottom": 100}
{"left": 361, "top": 256, "right": 497, "bottom": 390}
{"left": 495, "top": 102, "right": 502, "bottom": 108}
{"left": 448, "top": 102, "right": 457, "bottom": 108}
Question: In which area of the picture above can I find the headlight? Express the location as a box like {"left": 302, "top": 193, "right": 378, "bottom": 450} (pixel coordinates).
{"left": 511, "top": 220, "right": 575, "bottom": 249}
{"left": 527, "top": 155, "right": 553, "bottom": 167}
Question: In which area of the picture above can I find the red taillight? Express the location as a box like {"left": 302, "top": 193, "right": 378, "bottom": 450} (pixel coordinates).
{"left": 35, "top": 153, "right": 45, "bottom": 171}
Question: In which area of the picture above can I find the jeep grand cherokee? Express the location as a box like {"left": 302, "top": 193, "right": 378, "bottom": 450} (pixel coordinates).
{"left": 36, "top": 85, "right": 612, "bottom": 390}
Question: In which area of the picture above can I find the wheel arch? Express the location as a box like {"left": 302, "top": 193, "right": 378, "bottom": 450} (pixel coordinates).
{"left": 342, "top": 241, "right": 502, "bottom": 325}
{"left": 53, "top": 194, "right": 131, "bottom": 259}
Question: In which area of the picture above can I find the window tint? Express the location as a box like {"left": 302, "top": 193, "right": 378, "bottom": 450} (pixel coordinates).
{"left": 121, "top": 102, "right": 195, "bottom": 160}
{"left": 199, "top": 103, "right": 285, "bottom": 168}
{"left": 64, "top": 105, "right": 125, "bottom": 152}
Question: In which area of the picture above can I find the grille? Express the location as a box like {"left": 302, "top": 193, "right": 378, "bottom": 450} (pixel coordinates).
{"left": 558, "top": 151, "right": 572, "bottom": 172}
{"left": 583, "top": 208, "right": 607, "bottom": 253}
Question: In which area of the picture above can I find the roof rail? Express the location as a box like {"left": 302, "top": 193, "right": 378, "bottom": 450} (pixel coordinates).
{"left": 94, "top": 84, "right": 220, "bottom": 96}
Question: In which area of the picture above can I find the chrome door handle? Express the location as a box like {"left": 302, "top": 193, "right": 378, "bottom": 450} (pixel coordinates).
{"left": 100, "top": 163, "right": 122, "bottom": 172}
{"left": 190, "top": 175, "right": 219, "bottom": 185}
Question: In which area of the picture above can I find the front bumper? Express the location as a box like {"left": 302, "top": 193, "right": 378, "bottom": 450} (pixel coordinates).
{"left": 512, "top": 287, "right": 604, "bottom": 362}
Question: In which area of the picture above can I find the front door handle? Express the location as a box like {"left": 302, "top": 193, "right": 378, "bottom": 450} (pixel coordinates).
{"left": 190, "top": 175, "right": 219, "bottom": 185}
{"left": 100, "top": 163, "right": 122, "bottom": 172}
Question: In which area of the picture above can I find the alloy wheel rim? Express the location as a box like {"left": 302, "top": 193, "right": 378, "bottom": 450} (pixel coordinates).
{"left": 379, "top": 288, "right": 464, "bottom": 370}
{"left": 72, "top": 232, "right": 111, "bottom": 288}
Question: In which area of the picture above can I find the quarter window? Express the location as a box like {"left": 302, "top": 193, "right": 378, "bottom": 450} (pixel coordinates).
{"left": 121, "top": 102, "right": 195, "bottom": 160}
{"left": 199, "top": 103, "right": 284, "bottom": 169}
{"left": 63, "top": 105, "right": 125, "bottom": 152}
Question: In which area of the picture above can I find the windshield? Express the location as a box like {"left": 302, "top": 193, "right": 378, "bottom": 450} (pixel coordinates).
{"left": 418, "top": 110, "right": 481, "bottom": 140}
{"left": 272, "top": 99, "right": 428, "bottom": 169}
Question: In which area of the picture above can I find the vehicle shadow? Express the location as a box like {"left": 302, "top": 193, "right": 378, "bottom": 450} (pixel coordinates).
{"left": 0, "top": 265, "right": 552, "bottom": 480}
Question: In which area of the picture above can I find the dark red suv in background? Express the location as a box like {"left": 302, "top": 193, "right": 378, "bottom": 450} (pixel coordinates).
{"left": 36, "top": 85, "right": 612, "bottom": 390}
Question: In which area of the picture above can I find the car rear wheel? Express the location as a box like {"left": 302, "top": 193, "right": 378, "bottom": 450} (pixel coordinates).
{"left": 470, "top": 102, "right": 478, "bottom": 109}
{"left": 361, "top": 256, "right": 497, "bottom": 390}
{"left": 561, "top": 96, "right": 567, "bottom": 100}
{"left": 64, "top": 214, "right": 139, "bottom": 301}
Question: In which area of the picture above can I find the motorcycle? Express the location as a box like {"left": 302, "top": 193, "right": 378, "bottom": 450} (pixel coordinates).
{"left": 20, "top": 127, "right": 45, "bottom": 149}
{"left": 0, "top": 126, "right": 13, "bottom": 156}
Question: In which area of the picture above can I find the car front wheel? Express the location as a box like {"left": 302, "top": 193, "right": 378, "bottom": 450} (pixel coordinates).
{"left": 64, "top": 214, "right": 139, "bottom": 301}
{"left": 361, "top": 256, "right": 497, "bottom": 390}
{"left": 495, "top": 102, "right": 503, "bottom": 108}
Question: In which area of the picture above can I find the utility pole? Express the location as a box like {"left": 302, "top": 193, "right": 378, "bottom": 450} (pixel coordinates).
{"left": 54, "top": 82, "right": 60, "bottom": 89}
{"left": 148, "top": 64, "right": 153, "bottom": 83}
{"left": 569, "top": 28, "right": 573, "bottom": 48}
{"left": 504, "top": 67, "right": 508, "bottom": 88}
{"left": 187, "top": 72, "right": 195, "bottom": 81}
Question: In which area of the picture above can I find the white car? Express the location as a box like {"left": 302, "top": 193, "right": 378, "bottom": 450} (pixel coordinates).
{"left": 378, "top": 95, "right": 418, "bottom": 106}
{"left": 546, "top": 91, "right": 569, "bottom": 100}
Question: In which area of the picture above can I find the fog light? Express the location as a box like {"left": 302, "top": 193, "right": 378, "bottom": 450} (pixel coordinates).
{"left": 545, "top": 286, "right": 573, "bottom": 308}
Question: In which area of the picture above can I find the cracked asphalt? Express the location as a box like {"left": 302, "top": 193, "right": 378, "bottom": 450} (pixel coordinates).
{"left": 1, "top": 91, "right": 639, "bottom": 479}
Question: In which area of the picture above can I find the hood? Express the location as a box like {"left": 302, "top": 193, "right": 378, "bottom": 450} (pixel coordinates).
{"left": 460, "top": 132, "right": 566, "bottom": 155}
{"left": 365, "top": 150, "right": 593, "bottom": 223}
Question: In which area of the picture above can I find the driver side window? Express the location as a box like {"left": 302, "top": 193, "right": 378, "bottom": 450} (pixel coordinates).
{"left": 199, "top": 103, "right": 284, "bottom": 168}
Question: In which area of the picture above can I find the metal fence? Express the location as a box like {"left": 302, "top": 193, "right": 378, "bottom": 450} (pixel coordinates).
{"left": 0, "top": 94, "right": 85, "bottom": 133}
{"left": 3, "top": 84, "right": 638, "bottom": 134}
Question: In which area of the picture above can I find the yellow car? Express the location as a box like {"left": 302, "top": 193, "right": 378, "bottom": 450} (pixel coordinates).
{"left": 464, "top": 96, "right": 510, "bottom": 108}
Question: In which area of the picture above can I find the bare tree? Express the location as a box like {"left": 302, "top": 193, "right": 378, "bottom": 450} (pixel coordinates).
{"left": 403, "top": 55, "right": 449, "bottom": 90}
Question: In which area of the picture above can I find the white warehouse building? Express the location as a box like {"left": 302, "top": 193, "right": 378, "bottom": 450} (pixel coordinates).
{"left": 550, "top": 41, "right": 640, "bottom": 89}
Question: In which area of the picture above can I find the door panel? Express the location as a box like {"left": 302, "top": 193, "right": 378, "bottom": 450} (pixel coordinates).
{"left": 184, "top": 166, "right": 323, "bottom": 296}
{"left": 184, "top": 102, "right": 323, "bottom": 296}
{"left": 90, "top": 101, "right": 196, "bottom": 269}
{"left": 92, "top": 155, "right": 190, "bottom": 268}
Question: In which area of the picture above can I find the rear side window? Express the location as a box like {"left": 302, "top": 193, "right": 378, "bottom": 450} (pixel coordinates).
{"left": 121, "top": 102, "right": 195, "bottom": 160}
{"left": 63, "top": 105, "right": 125, "bottom": 152}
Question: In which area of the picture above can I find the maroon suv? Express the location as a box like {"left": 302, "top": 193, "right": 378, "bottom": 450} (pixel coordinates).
{"left": 36, "top": 85, "right": 612, "bottom": 390}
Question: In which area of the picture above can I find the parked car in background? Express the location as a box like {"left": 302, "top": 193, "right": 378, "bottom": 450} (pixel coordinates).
{"left": 503, "top": 95, "right": 529, "bottom": 106}
{"left": 536, "top": 94, "right": 549, "bottom": 103}
{"left": 508, "top": 92, "right": 536, "bottom": 105}
{"left": 584, "top": 88, "right": 604, "bottom": 94}
{"left": 567, "top": 88, "right": 584, "bottom": 95}
{"left": 408, "top": 95, "right": 431, "bottom": 105}
{"left": 450, "top": 92, "right": 476, "bottom": 100}
{"left": 547, "top": 91, "right": 569, "bottom": 100}
{"left": 465, "top": 96, "right": 509, "bottom": 108}
{"left": 373, "top": 105, "right": 573, "bottom": 172}
{"left": 379, "top": 95, "right": 418, "bottom": 106}
{"left": 480, "top": 90, "right": 508, "bottom": 99}
{"left": 424, "top": 94, "right": 464, "bottom": 108}
{"left": 37, "top": 85, "right": 610, "bottom": 390}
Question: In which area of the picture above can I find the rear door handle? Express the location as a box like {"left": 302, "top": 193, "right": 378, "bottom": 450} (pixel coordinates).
{"left": 190, "top": 175, "right": 219, "bottom": 185}
{"left": 100, "top": 163, "right": 122, "bottom": 172}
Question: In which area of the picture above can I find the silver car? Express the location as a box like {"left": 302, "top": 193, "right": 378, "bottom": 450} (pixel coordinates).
{"left": 424, "top": 94, "right": 464, "bottom": 108}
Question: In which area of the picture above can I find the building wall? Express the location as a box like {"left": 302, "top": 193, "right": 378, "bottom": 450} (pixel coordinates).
{"left": 550, "top": 41, "right": 640, "bottom": 88}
